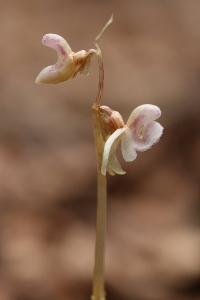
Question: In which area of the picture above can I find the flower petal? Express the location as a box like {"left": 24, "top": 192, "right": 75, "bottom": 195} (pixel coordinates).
{"left": 101, "top": 128, "right": 126, "bottom": 176}
{"left": 126, "top": 104, "right": 161, "bottom": 128}
{"left": 121, "top": 128, "right": 137, "bottom": 162}
{"left": 121, "top": 105, "right": 163, "bottom": 161}
{"left": 36, "top": 34, "right": 75, "bottom": 84}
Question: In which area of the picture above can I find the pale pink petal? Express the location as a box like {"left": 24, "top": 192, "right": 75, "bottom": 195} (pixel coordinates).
{"left": 121, "top": 122, "right": 163, "bottom": 161}
{"left": 121, "top": 128, "right": 137, "bottom": 162}
{"left": 101, "top": 128, "right": 126, "bottom": 176}
{"left": 126, "top": 104, "right": 161, "bottom": 128}
{"left": 121, "top": 105, "right": 163, "bottom": 161}
{"left": 36, "top": 34, "right": 75, "bottom": 84}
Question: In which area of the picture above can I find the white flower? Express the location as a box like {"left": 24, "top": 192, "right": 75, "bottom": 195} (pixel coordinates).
{"left": 101, "top": 104, "right": 163, "bottom": 175}
{"left": 36, "top": 34, "right": 95, "bottom": 84}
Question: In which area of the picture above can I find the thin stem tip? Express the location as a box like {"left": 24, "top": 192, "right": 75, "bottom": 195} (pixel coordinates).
{"left": 95, "top": 14, "right": 114, "bottom": 43}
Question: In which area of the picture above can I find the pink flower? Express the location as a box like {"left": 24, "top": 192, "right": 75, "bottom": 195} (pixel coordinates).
{"left": 101, "top": 104, "right": 163, "bottom": 175}
{"left": 36, "top": 34, "right": 95, "bottom": 84}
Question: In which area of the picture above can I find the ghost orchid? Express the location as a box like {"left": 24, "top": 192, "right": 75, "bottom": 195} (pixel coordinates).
{"left": 101, "top": 104, "right": 164, "bottom": 176}
{"left": 35, "top": 34, "right": 96, "bottom": 84}
{"left": 35, "top": 14, "right": 164, "bottom": 300}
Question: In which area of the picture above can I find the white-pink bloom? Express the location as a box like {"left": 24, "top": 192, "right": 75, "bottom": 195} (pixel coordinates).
{"left": 101, "top": 104, "right": 163, "bottom": 176}
{"left": 36, "top": 34, "right": 95, "bottom": 84}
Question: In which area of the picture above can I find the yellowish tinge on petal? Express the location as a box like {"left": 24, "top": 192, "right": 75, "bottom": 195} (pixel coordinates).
{"left": 106, "top": 165, "right": 115, "bottom": 176}
{"left": 36, "top": 34, "right": 75, "bottom": 84}
{"left": 108, "top": 135, "right": 126, "bottom": 175}
{"left": 35, "top": 34, "right": 95, "bottom": 84}
{"left": 101, "top": 128, "right": 126, "bottom": 176}
{"left": 72, "top": 51, "right": 95, "bottom": 77}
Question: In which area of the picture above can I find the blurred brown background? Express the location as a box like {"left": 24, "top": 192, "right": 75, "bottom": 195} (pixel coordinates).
{"left": 0, "top": 1, "right": 200, "bottom": 299}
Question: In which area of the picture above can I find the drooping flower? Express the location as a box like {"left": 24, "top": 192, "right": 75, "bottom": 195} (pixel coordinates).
{"left": 36, "top": 34, "right": 95, "bottom": 84}
{"left": 101, "top": 104, "right": 163, "bottom": 176}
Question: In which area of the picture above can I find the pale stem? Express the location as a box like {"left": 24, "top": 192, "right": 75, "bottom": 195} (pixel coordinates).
{"left": 92, "top": 168, "right": 107, "bottom": 300}
{"left": 91, "top": 14, "right": 113, "bottom": 300}
{"left": 94, "top": 13, "right": 113, "bottom": 106}
{"left": 92, "top": 82, "right": 106, "bottom": 300}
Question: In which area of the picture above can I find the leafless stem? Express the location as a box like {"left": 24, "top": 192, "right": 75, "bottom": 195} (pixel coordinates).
{"left": 91, "top": 14, "right": 113, "bottom": 300}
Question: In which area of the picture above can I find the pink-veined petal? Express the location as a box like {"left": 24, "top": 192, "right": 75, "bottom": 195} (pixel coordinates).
{"left": 121, "top": 105, "right": 163, "bottom": 161}
{"left": 101, "top": 128, "right": 126, "bottom": 176}
{"left": 36, "top": 34, "right": 75, "bottom": 84}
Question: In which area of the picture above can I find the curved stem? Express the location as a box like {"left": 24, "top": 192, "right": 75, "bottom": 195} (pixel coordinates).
{"left": 94, "top": 52, "right": 104, "bottom": 106}
{"left": 94, "top": 14, "right": 113, "bottom": 106}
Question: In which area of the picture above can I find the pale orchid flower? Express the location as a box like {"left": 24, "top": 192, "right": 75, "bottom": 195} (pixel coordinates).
{"left": 36, "top": 34, "right": 96, "bottom": 84}
{"left": 101, "top": 104, "right": 163, "bottom": 176}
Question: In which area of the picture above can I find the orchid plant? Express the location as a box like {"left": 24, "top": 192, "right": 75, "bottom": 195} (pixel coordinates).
{"left": 36, "top": 15, "right": 163, "bottom": 300}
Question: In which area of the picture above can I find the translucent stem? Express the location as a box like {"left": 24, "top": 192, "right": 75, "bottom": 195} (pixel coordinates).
{"left": 91, "top": 15, "right": 113, "bottom": 300}
{"left": 94, "top": 13, "right": 113, "bottom": 106}
{"left": 92, "top": 169, "right": 107, "bottom": 300}
{"left": 92, "top": 100, "right": 107, "bottom": 300}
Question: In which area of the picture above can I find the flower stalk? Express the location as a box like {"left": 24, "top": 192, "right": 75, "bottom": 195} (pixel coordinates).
{"left": 91, "top": 15, "right": 113, "bottom": 300}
